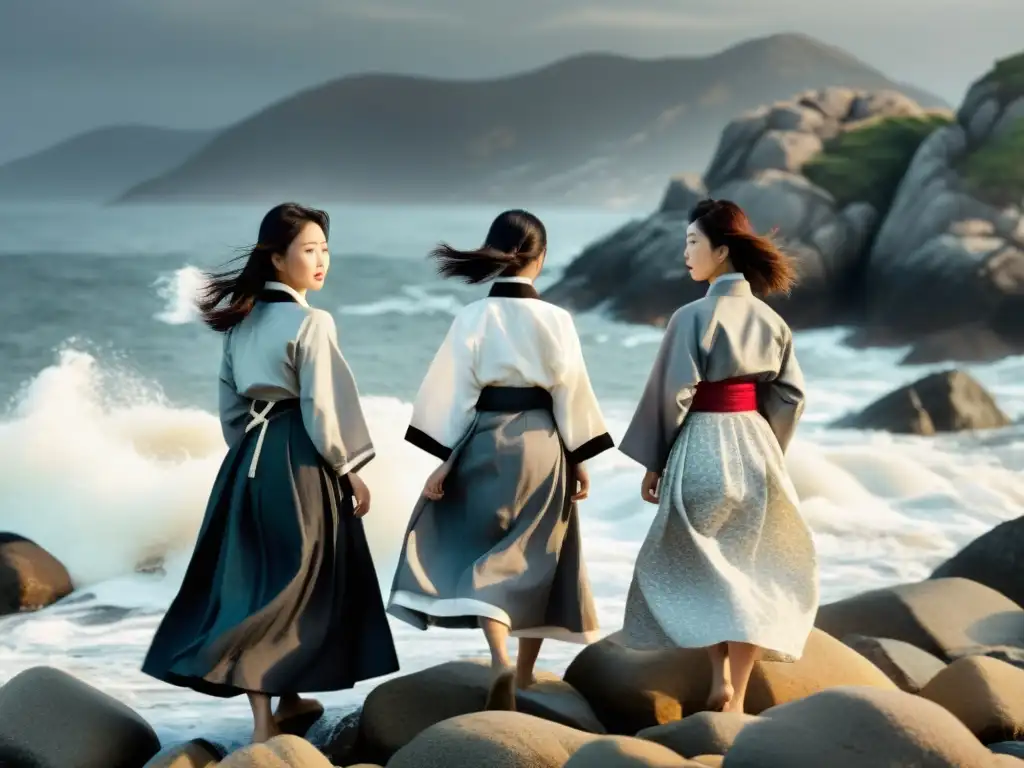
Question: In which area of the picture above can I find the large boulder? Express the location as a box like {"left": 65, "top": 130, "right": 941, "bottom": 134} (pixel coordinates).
{"left": 562, "top": 628, "right": 895, "bottom": 734}
{"left": 544, "top": 87, "right": 947, "bottom": 329}
{"left": 831, "top": 369, "right": 1011, "bottom": 434}
{"left": 841, "top": 635, "right": 948, "bottom": 693}
{"left": 948, "top": 644, "right": 1024, "bottom": 671}
{"left": 918, "top": 656, "right": 1024, "bottom": 744}
{"left": 931, "top": 516, "right": 1024, "bottom": 607}
{"left": 357, "top": 659, "right": 604, "bottom": 762}
{"left": 387, "top": 711, "right": 594, "bottom": 768}
{"left": 563, "top": 736, "right": 706, "bottom": 767}
{"left": 142, "top": 740, "right": 224, "bottom": 768}
{"left": 0, "top": 532, "right": 73, "bottom": 615}
{"left": 862, "top": 52, "right": 1024, "bottom": 362}
{"left": 218, "top": 735, "right": 332, "bottom": 767}
{"left": 306, "top": 709, "right": 360, "bottom": 766}
{"left": 814, "top": 577, "right": 1024, "bottom": 661}
{"left": 722, "top": 686, "right": 1019, "bottom": 767}
{"left": 637, "top": 712, "right": 759, "bottom": 759}
{"left": 0, "top": 666, "right": 161, "bottom": 768}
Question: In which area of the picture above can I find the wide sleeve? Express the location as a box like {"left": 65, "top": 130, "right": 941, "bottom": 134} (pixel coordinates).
{"left": 217, "top": 333, "right": 249, "bottom": 446}
{"left": 758, "top": 333, "right": 806, "bottom": 453}
{"left": 550, "top": 315, "right": 614, "bottom": 464}
{"left": 618, "top": 309, "right": 703, "bottom": 473}
{"left": 294, "top": 309, "right": 375, "bottom": 475}
{"left": 404, "top": 311, "right": 480, "bottom": 461}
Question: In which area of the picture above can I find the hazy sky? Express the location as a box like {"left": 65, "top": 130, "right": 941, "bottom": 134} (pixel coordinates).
{"left": 1, "top": 0, "right": 1020, "bottom": 163}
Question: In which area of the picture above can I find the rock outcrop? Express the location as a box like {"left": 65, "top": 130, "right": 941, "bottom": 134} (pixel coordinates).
{"left": 918, "top": 656, "right": 1024, "bottom": 744}
{"left": 830, "top": 369, "right": 1011, "bottom": 434}
{"left": 142, "top": 740, "right": 224, "bottom": 768}
{"left": 561, "top": 628, "right": 895, "bottom": 734}
{"left": 219, "top": 734, "right": 334, "bottom": 767}
{"left": 0, "top": 666, "right": 161, "bottom": 768}
{"left": 931, "top": 515, "right": 1024, "bottom": 608}
{"left": 862, "top": 52, "right": 1024, "bottom": 358}
{"left": 386, "top": 711, "right": 594, "bottom": 768}
{"left": 813, "top": 577, "right": 1024, "bottom": 662}
{"left": 841, "top": 635, "right": 948, "bottom": 694}
{"left": 636, "top": 711, "right": 758, "bottom": 759}
{"left": 722, "top": 686, "right": 1021, "bottom": 768}
{"left": 357, "top": 659, "right": 604, "bottom": 762}
{"left": 545, "top": 86, "right": 950, "bottom": 329}
{"left": 546, "top": 51, "right": 1024, "bottom": 364}
{"left": 0, "top": 532, "right": 73, "bottom": 616}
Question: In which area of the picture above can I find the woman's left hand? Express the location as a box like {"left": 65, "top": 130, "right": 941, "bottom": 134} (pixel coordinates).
{"left": 641, "top": 471, "right": 661, "bottom": 504}
{"left": 423, "top": 462, "right": 450, "bottom": 500}
{"left": 572, "top": 463, "right": 590, "bottom": 501}
{"left": 350, "top": 472, "right": 372, "bottom": 517}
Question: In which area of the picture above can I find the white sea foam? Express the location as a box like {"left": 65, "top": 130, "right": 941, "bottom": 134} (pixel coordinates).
{"left": 153, "top": 266, "right": 206, "bottom": 325}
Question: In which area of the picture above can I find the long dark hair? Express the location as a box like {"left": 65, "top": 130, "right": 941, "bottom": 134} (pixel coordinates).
{"left": 196, "top": 203, "right": 330, "bottom": 333}
{"left": 688, "top": 199, "right": 796, "bottom": 296}
{"left": 430, "top": 209, "right": 547, "bottom": 284}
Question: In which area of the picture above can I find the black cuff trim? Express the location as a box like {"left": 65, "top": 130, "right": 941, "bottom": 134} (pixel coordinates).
{"left": 404, "top": 426, "right": 453, "bottom": 461}
{"left": 346, "top": 451, "right": 375, "bottom": 475}
{"left": 567, "top": 432, "right": 614, "bottom": 464}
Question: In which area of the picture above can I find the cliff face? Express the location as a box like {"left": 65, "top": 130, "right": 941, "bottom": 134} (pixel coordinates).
{"left": 544, "top": 52, "right": 1024, "bottom": 364}
{"left": 860, "top": 53, "right": 1024, "bottom": 357}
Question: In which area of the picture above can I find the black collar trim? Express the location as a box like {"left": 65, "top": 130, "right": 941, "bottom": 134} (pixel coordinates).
{"left": 488, "top": 281, "right": 539, "bottom": 300}
{"left": 259, "top": 288, "right": 300, "bottom": 304}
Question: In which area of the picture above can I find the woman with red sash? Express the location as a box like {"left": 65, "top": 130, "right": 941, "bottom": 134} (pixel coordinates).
{"left": 617, "top": 199, "right": 819, "bottom": 715}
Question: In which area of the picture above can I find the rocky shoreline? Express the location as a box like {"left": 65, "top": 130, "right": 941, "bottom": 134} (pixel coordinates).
{"left": 544, "top": 52, "right": 1024, "bottom": 365}
{"left": 0, "top": 374, "right": 1020, "bottom": 766}
{"left": 2, "top": 520, "right": 1023, "bottom": 766}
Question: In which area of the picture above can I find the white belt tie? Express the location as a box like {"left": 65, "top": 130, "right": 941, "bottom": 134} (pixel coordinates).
{"left": 244, "top": 400, "right": 276, "bottom": 478}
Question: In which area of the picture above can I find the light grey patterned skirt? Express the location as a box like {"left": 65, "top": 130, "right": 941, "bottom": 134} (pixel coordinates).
{"left": 388, "top": 409, "right": 599, "bottom": 643}
{"left": 622, "top": 411, "right": 819, "bottom": 662}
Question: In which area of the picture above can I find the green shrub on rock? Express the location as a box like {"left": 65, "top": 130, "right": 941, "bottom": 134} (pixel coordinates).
{"left": 980, "top": 51, "right": 1024, "bottom": 106}
{"left": 802, "top": 113, "right": 953, "bottom": 211}
{"left": 960, "top": 118, "right": 1024, "bottom": 206}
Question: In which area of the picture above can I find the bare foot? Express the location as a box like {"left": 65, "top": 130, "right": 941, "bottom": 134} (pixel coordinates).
{"left": 275, "top": 695, "right": 323, "bottom": 721}
{"left": 705, "top": 683, "right": 735, "bottom": 712}
{"left": 252, "top": 718, "right": 282, "bottom": 744}
{"left": 274, "top": 695, "right": 324, "bottom": 736}
{"left": 722, "top": 697, "right": 746, "bottom": 715}
{"left": 515, "top": 672, "right": 537, "bottom": 689}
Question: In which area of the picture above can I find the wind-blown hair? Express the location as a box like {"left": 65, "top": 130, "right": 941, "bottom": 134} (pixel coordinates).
{"left": 196, "top": 203, "right": 330, "bottom": 332}
{"left": 689, "top": 199, "right": 796, "bottom": 296}
{"left": 430, "top": 209, "right": 547, "bottom": 284}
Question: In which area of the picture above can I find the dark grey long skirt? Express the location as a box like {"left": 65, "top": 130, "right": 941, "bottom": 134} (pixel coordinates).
{"left": 142, "top": 400, "right": 399, "bottom": 697}
{"left": 388, "top": 408, "right": 599, "bottom": 643}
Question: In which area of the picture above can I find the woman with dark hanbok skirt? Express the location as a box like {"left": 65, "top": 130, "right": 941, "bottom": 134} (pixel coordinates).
{"left": 142, "top": 203, "right": 399, "bottom": 743}
{"left": 618, "top": 199, "right": 819, "bottom": 715}
{"left": 387, "top": 210, "right": 614, "bottom": 688}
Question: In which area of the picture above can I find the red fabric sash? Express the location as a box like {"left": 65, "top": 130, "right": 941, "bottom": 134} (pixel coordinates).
{"left": 690, "top": 379, "right": 758, "bottom": 412}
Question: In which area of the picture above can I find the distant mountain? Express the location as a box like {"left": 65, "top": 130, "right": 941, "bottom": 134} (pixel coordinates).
{"left": 118, "top": 33, "right": 947, "bottom": 208}
{"left": 0, "top": 126, "right": 215, "bottom": 201}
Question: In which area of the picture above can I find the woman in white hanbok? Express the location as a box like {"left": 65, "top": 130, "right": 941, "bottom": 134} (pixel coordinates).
{"left": 618, "top": 199, "right": 819, "bottom": 715}
{"left": 388, "top": 210, "right": 614, "bottom": 688}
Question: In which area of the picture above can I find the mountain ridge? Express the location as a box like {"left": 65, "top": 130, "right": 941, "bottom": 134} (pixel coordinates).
{"left": 0, "top": 126, "right": 216, "bottom": 202}
{"left": 0, "top": 33, "right": 948, "bottom": 207}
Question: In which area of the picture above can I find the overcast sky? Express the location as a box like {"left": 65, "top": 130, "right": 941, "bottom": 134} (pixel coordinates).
{"left": 0, "top": 0, "right": 1020, "bottom": 163}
